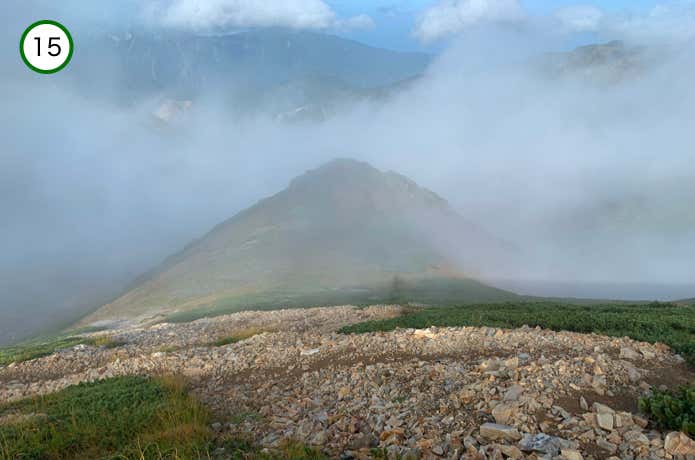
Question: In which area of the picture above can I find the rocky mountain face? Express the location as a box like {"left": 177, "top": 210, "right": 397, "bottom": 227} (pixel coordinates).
{"left": 84, "top": 159, "right": 516, "bottom": 323}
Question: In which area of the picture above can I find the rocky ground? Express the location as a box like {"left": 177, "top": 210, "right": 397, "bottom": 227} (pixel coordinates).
{"left": 1, "top": 305, "right": 694, "bottom": 459}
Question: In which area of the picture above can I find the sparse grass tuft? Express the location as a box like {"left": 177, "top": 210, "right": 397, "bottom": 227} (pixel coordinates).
{"left": 92, "top": 334, "right": 127, "bottom": 349}
{"left": 271, "top": 439, "right": 327, "bottom": 459}
{"left": 228, "top": 411, "right": 263, "bottom": 425}
{"left": 209, "top": 327, "right": 271, "bottom": 347}
{"left": 211, "top": 336, "right": 243, "bottom": 347}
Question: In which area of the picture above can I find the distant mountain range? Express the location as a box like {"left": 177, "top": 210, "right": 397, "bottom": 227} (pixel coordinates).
{"left": 64, "top": 34, "right": 655, "bottom": 120}
{"left": 66, "top": 29, "right": 432, "bottom": 116}
{"left": 82, "top": 159, "right": 518, "bottom": 325}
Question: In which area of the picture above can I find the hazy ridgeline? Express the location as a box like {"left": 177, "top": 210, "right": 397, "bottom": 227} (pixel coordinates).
{"left": 1, "top": 4, "right": 695, "bottom": 344}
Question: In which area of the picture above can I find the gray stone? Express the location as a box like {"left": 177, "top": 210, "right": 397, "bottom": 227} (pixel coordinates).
{"left": 596, "top": 439, "right": 618, "bottom": 454}
{"left": 504, "top": 385, "right": 524, "bottom": 401}
{"left": 519, "top": 433, "right": 572, "bottom": 456}
{"left": 619, "top": 347, "right": 641, "bottom": 360}
{"left": 596, "top": 412, "right": 614, "bottom": 431}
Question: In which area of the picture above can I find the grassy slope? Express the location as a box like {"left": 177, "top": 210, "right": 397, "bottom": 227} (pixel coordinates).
{"left": 340, "top": 301, "right": 695, "bottom": 365}
{"left": 0, "top": 331, "right": 127, "bottom": 366}
{"left": 165, "top": 277, "right": 519, "bottom": 323}
{"left": 163, "top": 276, "right": 657, "bottom": 325}
{"left": 0, "top": 335, "right": 99, "bottom": 367}
{"left": 0, "top": 376, "right": 326, "bottom": 460}
{"left": 3, "top": 277, "right": 671, "bottom": 362}
{"left": 85, "top": 159, "right": 514, "bottom": 324}
{"left": 0, "top": 376, "right": 210, "bottom": 459}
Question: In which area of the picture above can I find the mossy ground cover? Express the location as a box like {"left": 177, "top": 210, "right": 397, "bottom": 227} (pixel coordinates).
{"left": 0, "top": 376, "right": 211, "bottom": 460}
{"left": 0, "top": 376, "right": 326, "bottom": 460}
{"left": 0, "top": 336, "right": 97, "bottom": 366}
{"left": 209, "top": 327, "right": 270, "bottom": 347}
{"left": 0, "top": 332, "right": 131, "bottom": 366}
{"left": 339, "top": 301, "right": 695, "bottom": 365}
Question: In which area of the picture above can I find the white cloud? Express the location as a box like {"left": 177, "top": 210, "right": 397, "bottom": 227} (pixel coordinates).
{"left": 604, "top": 1, "right": 695, "bottom": 43}
{"left": 414, "top": 0, "right": 525, "bottom": 42}
{"left": 334, "top": 14, "right": 376, "bottom": 31}
{"left": 554, "top": 5, "right": 604, "bottom": 33}
{"left": 150, "top": 0, "right": 373, "bottom": 32}
{"left": 414, "top": 0, "right": 695, "bottom": 44}
{"left": 551, "top": 1, "right": 695, "bottom": 43}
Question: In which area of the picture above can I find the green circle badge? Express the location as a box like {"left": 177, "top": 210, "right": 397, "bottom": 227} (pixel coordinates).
{"left": 20, "top": 20, "right": 74, "bottom": 74}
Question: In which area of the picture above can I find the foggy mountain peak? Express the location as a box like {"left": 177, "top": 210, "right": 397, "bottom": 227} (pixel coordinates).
{"left": 287, "top": 158, "right": 449, "bottom": 213}
{"left": 82, "top": 159, "right": 513, "bottom": 325}
{"left": 540, "top": 40, "right": 650, "bottom": 83}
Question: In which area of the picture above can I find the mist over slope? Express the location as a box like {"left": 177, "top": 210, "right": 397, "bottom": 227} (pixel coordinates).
{"left": 86, "top": 159, "right": 516, "bottom": 323}
{"left": 0, "top": 30, "right": 432, "bottom": 344}
{"left": 2, "top": 5, "right": 695, "bottom": 344}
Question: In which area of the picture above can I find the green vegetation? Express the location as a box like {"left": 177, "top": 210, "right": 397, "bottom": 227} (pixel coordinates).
{"left": 209, "top": 327, "right": 269, "bottom": 347}
{"left": 92, "top": 334, "right": 127, "bottom": 349}
{"left": 339, "top": 301, "right": 695, "bottom": 365}
{"left": 0, "top": 333, "right": 129, "bottom": 366}
{"left": 0, "top": 336, "right": 95, "bottom": 366}
{"left": 640, "top": 386, "right": 695, "bottom": 435}
{"left": 260, "top": 440, "right": 327, "bottom": 460}
{"left": 166, "top": 278, "right": 518, "bottom": 324}
{"left": 212, "top": 336, "right": 242, "bottom": 347}
{"left": 0, "top": 376, "right": 211, "bottom": 459}
{"left": 0, "top": 376, "right": 327, "bottom": 460}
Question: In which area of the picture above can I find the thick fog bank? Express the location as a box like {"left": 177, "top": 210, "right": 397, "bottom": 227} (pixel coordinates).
{"left": 1, "top": 19, "right": 695, "bottom": 343}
